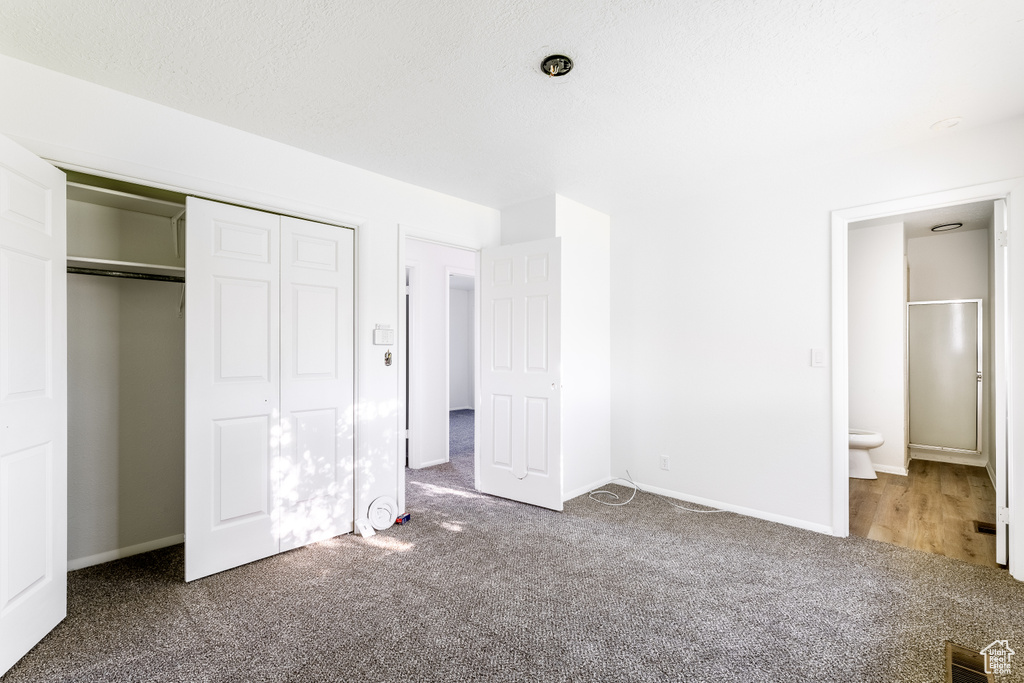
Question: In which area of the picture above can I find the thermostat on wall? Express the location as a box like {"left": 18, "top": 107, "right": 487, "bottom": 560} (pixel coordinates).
{"left": 373, "top": 325, "right": 395, "bottom": 345}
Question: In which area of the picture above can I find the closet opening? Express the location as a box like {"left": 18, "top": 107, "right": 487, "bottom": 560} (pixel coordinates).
{"left": 64, "top": 170, "right": 188, "bottom": 570}
{"left": 62, "top": 169, "right": 358, "bottom": 581}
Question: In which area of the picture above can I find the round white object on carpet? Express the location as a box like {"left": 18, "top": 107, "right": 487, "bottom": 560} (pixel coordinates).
{"left": 368, "top": 496, "right": 398, "bottom": 530}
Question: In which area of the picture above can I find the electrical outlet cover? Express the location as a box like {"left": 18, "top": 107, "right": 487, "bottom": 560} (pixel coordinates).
{"left": 355, "top": 518, "right": 376, "bottom": 538}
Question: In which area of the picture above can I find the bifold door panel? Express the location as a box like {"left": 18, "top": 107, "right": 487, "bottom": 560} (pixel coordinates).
{"left": 185, "top": 198, "right": 353, "bottom": 581}
{"left": 278, "top": 217, "right": 354, "bottom": 552}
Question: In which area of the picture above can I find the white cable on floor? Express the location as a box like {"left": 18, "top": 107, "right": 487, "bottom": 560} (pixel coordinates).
{"left": 589, "top": 470, "right": 727, "bottom": 513}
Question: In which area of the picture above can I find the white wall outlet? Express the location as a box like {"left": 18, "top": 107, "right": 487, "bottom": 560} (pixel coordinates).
{"left": 810, "top": 347, "right": 826, "bottom": 367}
{"left": 659, "top": 455, "right": 670, "bottom": 471}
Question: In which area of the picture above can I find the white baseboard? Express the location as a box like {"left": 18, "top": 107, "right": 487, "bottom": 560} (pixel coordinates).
{"left": 68, "top": 533, "right": 184, "bottom": 571}
{"left": 873, "top": 464, "right": 908, "bottom": 476}
{"left": 631, "top": 480, "right": 833, "bottom": 536}
{"left": 449, "top": 406, "right": 473, "bottom": 412}
{"left": 562, "top": 476, "right": 615, "bottom": 502}
{"left": 410, "top": 457, "right": 448, "bottom": 469}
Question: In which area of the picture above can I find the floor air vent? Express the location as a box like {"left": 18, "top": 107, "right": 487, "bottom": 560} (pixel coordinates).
{"left": 945, "top": 641, "right": 993, "bottom": 683}
{"left": 974, "top": 520, "right": 997, "bottom": 535}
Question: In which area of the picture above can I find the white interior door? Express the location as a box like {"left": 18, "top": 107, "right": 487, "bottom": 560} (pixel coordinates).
{"left": 278, "top": 216, "right": 354, "bottom": 551}
{"left": 994, "top": 198, "right": 1008, "bottom": 566}
{"left": 185, "top": 197, "right": 281, "bottom": 581}
{"left": 0, "top": 135, "right": 67, "bottom": 675}
{"left": 479, "top": 238, "right": 562, "bottom": 511}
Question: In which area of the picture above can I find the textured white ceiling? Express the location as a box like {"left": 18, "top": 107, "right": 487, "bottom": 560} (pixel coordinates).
{"left": 2, "top": 0, "right": 1023, "bottom": 213}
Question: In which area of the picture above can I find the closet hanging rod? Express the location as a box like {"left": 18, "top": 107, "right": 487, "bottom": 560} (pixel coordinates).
{"left": 67, "top": 266, "right": 185, "bottom": 283}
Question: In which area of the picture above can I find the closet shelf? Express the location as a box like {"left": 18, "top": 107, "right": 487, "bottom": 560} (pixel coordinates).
{"left": 67, "top": 182, "right": 185, "bottom": 218}
{"left": 67, "top": 256, "right": 185, "bottom": 279}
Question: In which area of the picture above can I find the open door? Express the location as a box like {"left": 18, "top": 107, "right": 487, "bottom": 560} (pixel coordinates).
{"left": 478, "top": 238, "right": 562, "bottom": 510}
{"left": 0, "top": 135, "right": 67, "bottom": 675}
{"left": 994, "top": 198, "right": 1008, "bottom": 566}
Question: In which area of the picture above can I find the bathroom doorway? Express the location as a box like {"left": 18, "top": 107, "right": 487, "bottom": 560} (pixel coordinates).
{"left": 846, "top": 201, "right": 999, "bottom": 568}
{"left": 832, "top": 181, "right": 1019, "bottom": 577}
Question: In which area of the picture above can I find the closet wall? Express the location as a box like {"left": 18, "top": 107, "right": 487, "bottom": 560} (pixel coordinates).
{"left": 66, "top": 192, "right": 186, "bottom": 567}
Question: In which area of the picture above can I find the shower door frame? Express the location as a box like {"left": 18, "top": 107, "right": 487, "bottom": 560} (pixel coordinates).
{"left": 906, "top": 298, "right": 983, "bottom": 456}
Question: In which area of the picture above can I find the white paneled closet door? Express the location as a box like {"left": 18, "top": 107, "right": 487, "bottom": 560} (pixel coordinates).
{"left": 185, "top": 198, "right": 282, "bottom": 581}
{"left": 185, "top": 199, "right": 355, "bottom": 581}
{"left": 0, "top": 134, "right": 67, "bottom": 676}
{"left": 278, "top": 216, "right": 354, "bottom": 551}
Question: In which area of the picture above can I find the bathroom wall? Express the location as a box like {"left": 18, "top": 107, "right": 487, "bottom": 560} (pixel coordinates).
{"left": 907, "top": 227, "right": 990, "bottom": 467}
{"left": 848, "top": 221, "right": 906, "bottom": 474}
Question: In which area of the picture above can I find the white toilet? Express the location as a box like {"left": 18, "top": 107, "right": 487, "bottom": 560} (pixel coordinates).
{"left": 849, "top": 429, "right": 883, "bottom": 479}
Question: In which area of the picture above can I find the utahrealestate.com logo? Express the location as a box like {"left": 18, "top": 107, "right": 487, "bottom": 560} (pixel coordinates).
{"left": 981, "top": 640, "right": 1015, "bottom": 677}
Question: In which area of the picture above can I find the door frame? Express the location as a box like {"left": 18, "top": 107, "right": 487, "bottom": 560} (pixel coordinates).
{"left": 831, "top": 177, "right": 1024, "bottom": 580}
{"left": 397, "top": 227, "right": 483, "bottom": 511}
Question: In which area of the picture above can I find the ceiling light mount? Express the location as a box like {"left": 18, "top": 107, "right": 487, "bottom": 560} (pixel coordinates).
{"left": 541, "top": 54, "right": 573, "bottom": 78}
{"left": 931, "top": 222, "right": 964, "bottom": 232}
{"left": 931, "top": 116, "right": 963, "bottom": 131}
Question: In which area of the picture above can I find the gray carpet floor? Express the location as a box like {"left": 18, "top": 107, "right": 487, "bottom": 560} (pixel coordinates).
{"left": 4, "top": 411, "right": 1023, "bottom": 682}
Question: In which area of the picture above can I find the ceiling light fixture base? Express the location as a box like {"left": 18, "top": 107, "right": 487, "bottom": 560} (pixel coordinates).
{"left": 541, "top": 54, "right": 573, "bottom": 77}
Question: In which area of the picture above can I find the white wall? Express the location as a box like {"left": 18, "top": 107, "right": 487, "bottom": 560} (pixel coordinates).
{"left": 405, "top": 238, "right": 475, "bottom": 467}
{"left": 67, "top": 275, "right": 185, "bottom": 564}
{"left": 908, "top": 229, "right": 989, "bottom": 301}
{"left": 449, "top": 287, "right": 474, "bottom": 410}
{"left": 907, "top": 228, "right": 990, "bottom": 465}
{"left": 848, "top": 222, "right": 906, "bottom": 474}
{"left": 555, "top": 196, "right": 612, "bottom": 498}
{"left": 500, "top": 195, "right": 557, "bottom": 245}
{"left": 0, "top": 55, "right": 500, "bottom": 525}
{"left": 611, "top": 114, "right": 1024, "bottom": 532}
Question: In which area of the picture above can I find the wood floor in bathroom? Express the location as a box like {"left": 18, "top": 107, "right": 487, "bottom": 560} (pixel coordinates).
{"left": 849, "top": 459, "right": 1001, "bottom": 570}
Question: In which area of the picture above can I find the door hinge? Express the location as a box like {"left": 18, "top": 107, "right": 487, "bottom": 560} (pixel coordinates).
{"left": 404, "top": 429, "right": 410, "bottom": 439}
{"left": 997, "top": 230, "right": 1008, "bottom": 247}
{"left": 997, "top": 506, "right": 1010, "bottom": 524}
{"left": 406, "top": 285, "right": 411, "bottom": 294}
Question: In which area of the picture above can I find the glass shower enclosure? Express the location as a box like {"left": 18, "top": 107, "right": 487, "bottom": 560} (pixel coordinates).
{"left": 907, "top": 299, "right": 983, "bottom": 454}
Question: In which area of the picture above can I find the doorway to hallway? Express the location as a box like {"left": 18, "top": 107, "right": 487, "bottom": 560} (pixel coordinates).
{"left": 403, "top": 238, "right": 477, "bottom": 475}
